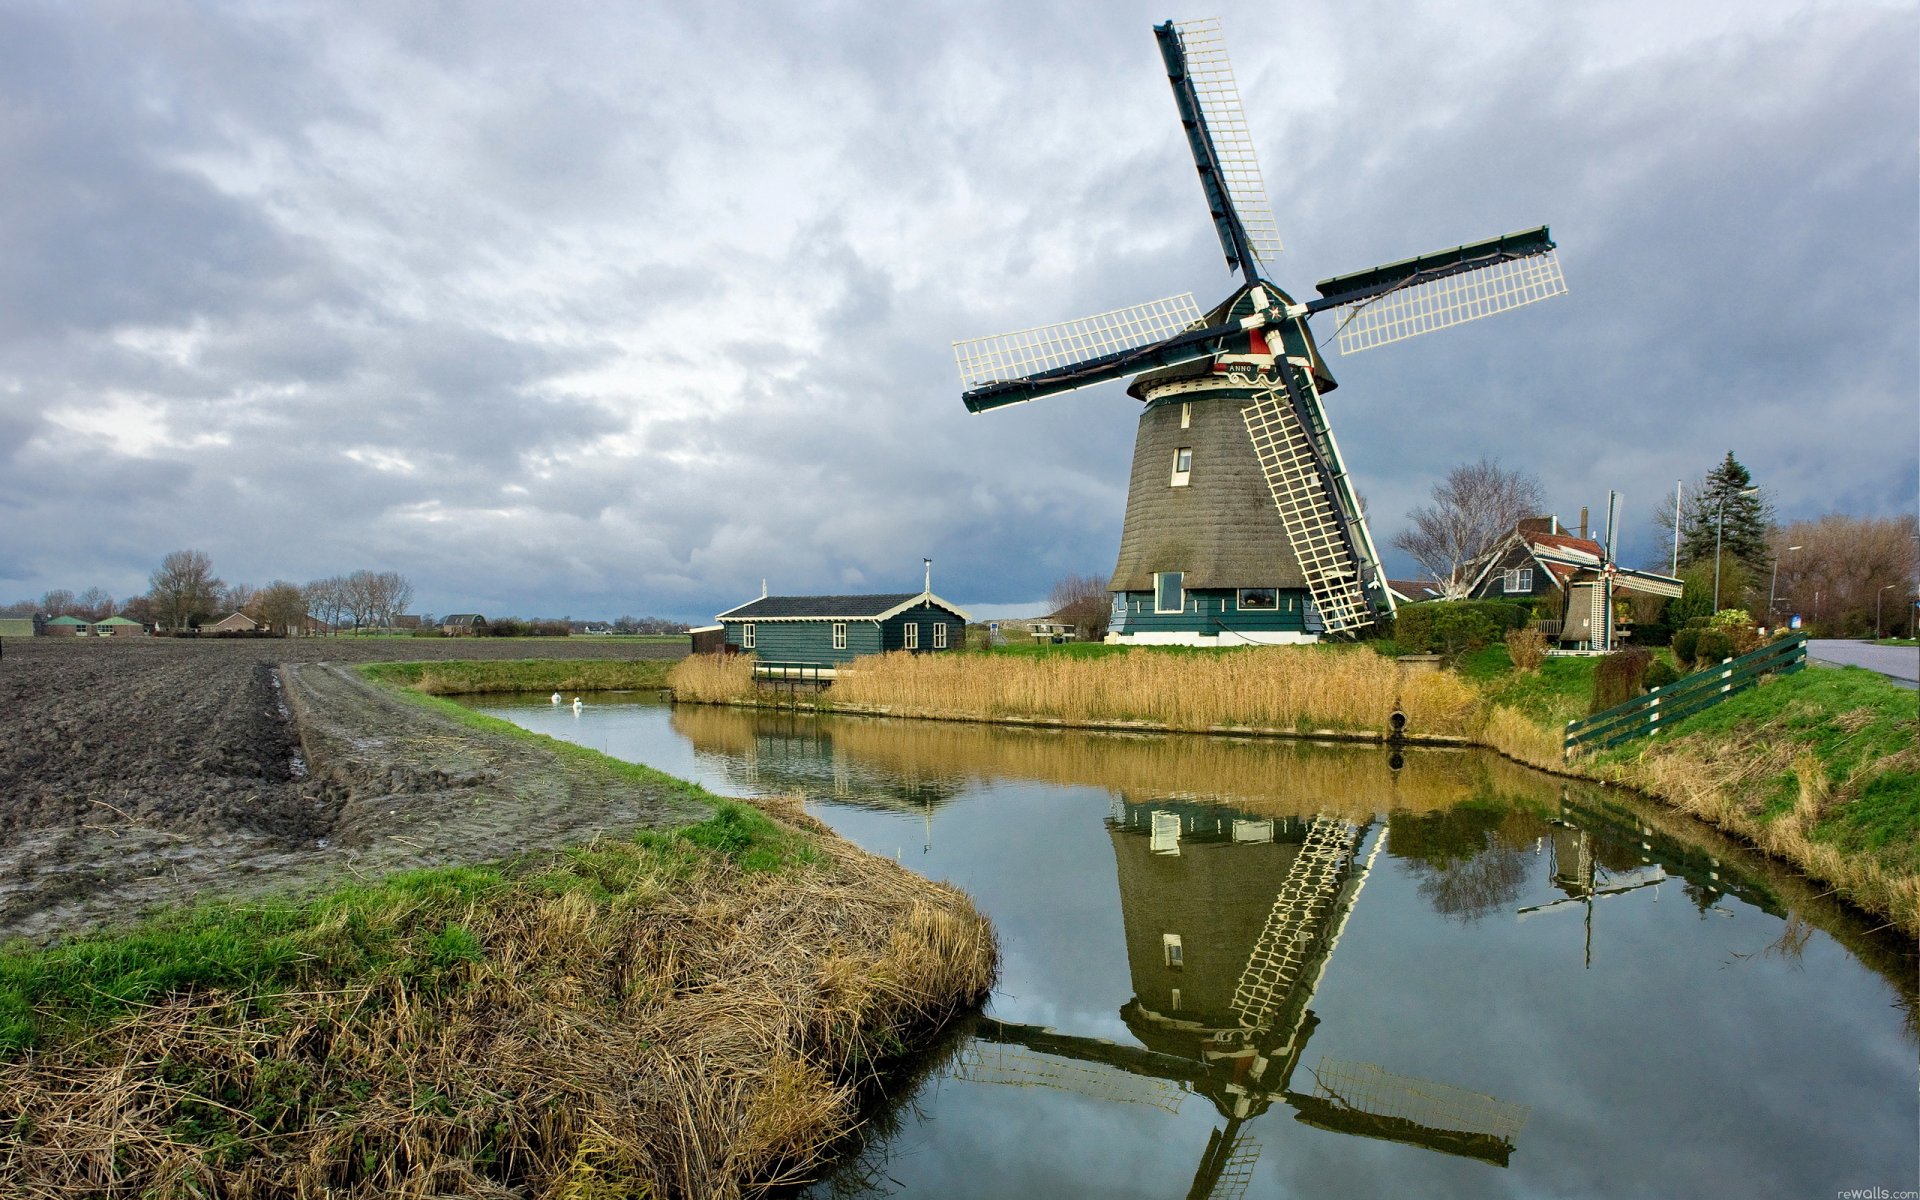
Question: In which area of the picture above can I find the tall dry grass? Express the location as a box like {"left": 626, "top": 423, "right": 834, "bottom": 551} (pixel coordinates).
{"left": 823, "top": 648, "right": 1481, "bottom": 738}
{"left": 0, "top": 811, "right": 996, "bottom": 1199}
{"left": 668, "top": 653, "right": 763, "bottom": 703}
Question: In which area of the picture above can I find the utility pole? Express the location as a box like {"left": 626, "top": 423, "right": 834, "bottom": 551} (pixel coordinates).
{"left": 1768, "top": 545, "right": 1801, "bottom": 618}
{"left": 1671, "top": 480, "right": 1682, "bottom": 576}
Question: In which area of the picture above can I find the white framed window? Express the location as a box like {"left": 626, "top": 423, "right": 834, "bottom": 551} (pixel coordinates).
{"left": 741, "top": 623, "right": 755, "bottom": 649}
{"left": 1503, "top": 567, "right": 1534, "bottom": 594}
{"left": 1154, "top": 572, "right": 1184, "bottom": 614}
{"left": 904, "top": 623, "right": 919, "bottom": 650}
{"left": 933, "top": 622, "right": 948, "bottom": 649}
{"left": 1180, "top": 402, "right": 1191, "bottom": 429}
{"left": 832, "top": 622, "right": 846, "bottom": 650}
{"left": 1170, "top": 446, "right": 1192, "bottom": 487}
{"left": 1162, "top": 933, "right": 1184, "bottom": 969}
{"left": 1237, "top": 588, "right": 1278, "bottom": 610}
{"left": 1170, "top": 987, "right": 1182, "bottom": 1011}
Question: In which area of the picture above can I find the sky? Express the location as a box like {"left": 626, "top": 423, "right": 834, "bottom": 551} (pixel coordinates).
{"left": 1, "top": 0, "right": 1914, "bottom": 623}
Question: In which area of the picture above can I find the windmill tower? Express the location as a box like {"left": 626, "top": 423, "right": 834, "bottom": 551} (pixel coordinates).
{"left": 953, "top": 18, "right": 1568, "bottom": 644}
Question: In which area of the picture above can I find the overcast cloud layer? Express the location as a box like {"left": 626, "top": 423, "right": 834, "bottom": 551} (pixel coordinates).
{"left": 2, "top": 0, "right": 1914, "bottom": 621}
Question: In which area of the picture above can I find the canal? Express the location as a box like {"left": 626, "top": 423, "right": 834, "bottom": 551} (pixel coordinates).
{"left": 469, "top": 693, "right": 1918, "bottom": 1198}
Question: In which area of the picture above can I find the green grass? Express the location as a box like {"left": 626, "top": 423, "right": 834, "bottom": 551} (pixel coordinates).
{"left": 1611, "top": 665, "right": 1918, "bottom": 861}
{"left": 1873, "top": 638, "right": 1917, "bottom": 647}
{"left": 0, "top": 802, "right": 806, "bottom": 1057}
{"left": 361, "top": 658, "right": 674, "bottom": 695}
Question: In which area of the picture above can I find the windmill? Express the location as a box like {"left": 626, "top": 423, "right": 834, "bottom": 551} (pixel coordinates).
{"left": 952, "top": 18, "right": 1568, "bottom": 643}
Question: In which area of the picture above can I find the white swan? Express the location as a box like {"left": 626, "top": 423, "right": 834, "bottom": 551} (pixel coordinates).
{"left": 571, "top": 697, "right": 584, "bottom": 712}
{"left": 550, "top": 692, "right": 563, "bottom": 705}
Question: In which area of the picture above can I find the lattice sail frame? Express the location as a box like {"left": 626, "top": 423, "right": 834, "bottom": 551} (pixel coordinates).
{"left": 1174, "top": 17, "right": 1283, "bottom": 269}
{"left": 1327, "top": 250, "right": 1567, "bottom": 355}
{"left": 1241, "top": 393, "right": 1377, "bottom": 636}
{"left": 953, "top": 1042, "right": 1188, "bottom": 1114}
{"left": 953, "top": 294, "right": 1203, "bottom": 390}
{"left": 1308, "top": 1058, "right": 1531, "bottom": 1143}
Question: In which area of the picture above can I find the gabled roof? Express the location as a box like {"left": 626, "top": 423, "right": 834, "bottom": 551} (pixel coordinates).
{"left": 92, "top": 616, "right": 142, "bottom": 626}
{"left": 1386, "top": 578, "right": 1444, "bottom": 603}
{"left": 442, "top": 613, "right": 486, "bottom": 623}
{"left": 45, "top": 615, "right": 88, "bottom": 626}
{"left": 717, "top": 592, "right": 972, "bottom": 622}
{"left": 1467, "top": 521, "right": 1683, "bottom": 599}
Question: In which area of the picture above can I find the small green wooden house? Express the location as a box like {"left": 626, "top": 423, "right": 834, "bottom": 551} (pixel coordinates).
{"left": 715, "top": 593, "right": 971, "bottom": 667}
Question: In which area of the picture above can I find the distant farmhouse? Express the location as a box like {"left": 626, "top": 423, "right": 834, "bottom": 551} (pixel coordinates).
{"left": 1465, "top": 516, "right": 1681, "bottom": 650}
{"left": 714, "top": 591, "right": 970, "bottom": 667}
{"left": 201, "top": 612, "right": 260, "bottom": 634}
{"left": 441, "top": 614, "right": 489, "bottom": 636}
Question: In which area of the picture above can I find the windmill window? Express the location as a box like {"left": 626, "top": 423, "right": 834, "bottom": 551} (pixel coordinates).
{"left": 1238, "top": 588, "right": 1278, "bottom": 610}
{"left": 933, "top": 622, "right": 948, "bottom": 649}
{"left": 1180, "top": 402, "right": 1191, "bottom": 429}
{"left": 1154, "top": 572, "right": 1184, "bottom": 614}
{"left": 904, "top": 623, "right": 919, "bottom": 650}
{"left": 1170, "top": 447, "right": 1192, "bottom": 487}
{"left": 1503, "top": 568, "right": 1534, "bottom": 593}
{"left": 832, "top": 622, "right": 846, "bottom": 650}
{"left": 741, "top": 623, "right": 755, "bottom": 649}
{"left": 1170, "top": 988, "right": 1182, "bottom": 1012}
{"left": 1162, "top": 934, "right": 1184, "bottom": 969}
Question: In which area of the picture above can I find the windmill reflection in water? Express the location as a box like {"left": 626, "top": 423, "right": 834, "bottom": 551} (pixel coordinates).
{"left": 957, "top": 804, "right": 1530, "bottom": 1199}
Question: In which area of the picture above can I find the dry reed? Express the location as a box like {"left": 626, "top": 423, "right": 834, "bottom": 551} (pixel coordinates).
{"left": 668, "top": 654, "right": 763, "bottom": 704}
{"left": 0, "top": 811, "right": 996, "bottom": 1199}
{"left": 821, "top": 648, "right": 1480, "bottom": 738}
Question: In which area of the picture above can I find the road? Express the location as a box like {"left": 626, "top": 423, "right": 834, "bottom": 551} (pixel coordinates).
{"left": 1807, "top": 639, "right": 1919, "bottom": 689}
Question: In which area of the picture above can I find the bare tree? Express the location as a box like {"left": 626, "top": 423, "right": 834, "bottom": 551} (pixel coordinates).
{"left": 1049, "top": 573, "right": 1112, "bottom": 641}
{"left": 372, "top": 571, "right": 414, "bottom": 627}
{"left": 221, "top": 581, "right": 258, "bottom": 617}
{"left": 1772, "top": 513, "right": 1919, "bottom": 635}
{"left": 75, "top": 587, "right": 115, "bottom": 621}
{"left": 304, "top": 577, "right": 344, "bottom": 634}
{"left": 251, "top": 581, "right": 307, "bottom": 635}
{"left": 1391, "top": 459, "right": 1545, "bottom": 598}
{"left": 150, "top": 550, "right": 222, "bottom": 630}
{"left": 39, "top": 589, "right": 77, "bottom": 616}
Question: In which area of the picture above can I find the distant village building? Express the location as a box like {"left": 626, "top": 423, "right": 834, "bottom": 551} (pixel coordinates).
{"left": 714, "top": 592, "right": 970, "bottom": 667}
{"left": 0, "top": 615, "right": 44, "bottom": 638}
{"left": 90, "top": 616, "right": 146, "bottom": 636}
{"left": 201, "top": 612, "right": 260, "bottom": 634}
{"left": 441, "top": 614, "right": 489, "bottom": 636}
{"left": 43, "top": 615, "right": 88, "bottom": 637}
{"left": 391, "top": 614, "right": 422, "bottom": 630}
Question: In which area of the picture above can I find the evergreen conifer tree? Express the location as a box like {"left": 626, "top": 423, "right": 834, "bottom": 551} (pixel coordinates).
{"left": 1676, "top": 452, "right": 1773, "bottom": 577}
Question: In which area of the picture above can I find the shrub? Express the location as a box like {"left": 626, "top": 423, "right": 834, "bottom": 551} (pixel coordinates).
{"left": 1590, "top": 648, "right": 1653, "bottom": 714}
{"left": 1393, "top": 601, "right": 1531, "bottom": 658}
{"left": 1694, "top": 629, "right": 1735, "bottom": 664}
{"left": 1672, "top": 627, "right": 1701, "bottom": 667}
{"left": 1643, "top": 659, "right": 1679, "bottom": 690}
{"left": 1633, "top": 621, "right": 1674, "bottom": 647}
{"left": 1505, "top": 626, "right": 1549, "bottom": 672}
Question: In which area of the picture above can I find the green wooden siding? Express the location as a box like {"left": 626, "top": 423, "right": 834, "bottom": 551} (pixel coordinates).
{"left": 1112, "top": 588, "right": 1315, "bottom": 635}
{"left": 723, "top": 606, "right": 964, "bottom": 666}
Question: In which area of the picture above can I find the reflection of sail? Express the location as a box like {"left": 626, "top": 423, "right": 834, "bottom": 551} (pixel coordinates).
{"left": 955, "top": 1032, "right": 1191, "bottom": 1113}
{"left": 1295, "top": 1058, "right": 1530, "bottom": 1160}
{"left": 1232, "top": 816, "right": 1366, "bottom": 1030}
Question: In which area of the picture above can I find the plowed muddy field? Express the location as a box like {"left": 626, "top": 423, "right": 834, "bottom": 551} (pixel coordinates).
{"left": 0, "top": 637, "right": 692, "bottom": 941}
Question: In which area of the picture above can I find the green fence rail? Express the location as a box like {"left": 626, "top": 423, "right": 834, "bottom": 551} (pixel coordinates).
{"left": 1564, "top": 633, "right": 1808, "bottom": 758}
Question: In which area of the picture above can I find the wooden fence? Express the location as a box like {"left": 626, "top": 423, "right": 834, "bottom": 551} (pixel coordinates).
{"left": 1563, "top": 633, "right": 1808, "bottom": 758}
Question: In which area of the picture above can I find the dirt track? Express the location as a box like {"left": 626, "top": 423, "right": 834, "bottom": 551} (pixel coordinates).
{"left": 0, "top": 637, "right": 694, "bottom": 941}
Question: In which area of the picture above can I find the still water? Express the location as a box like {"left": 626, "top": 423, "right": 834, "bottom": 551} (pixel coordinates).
{"left": 471, "top": 693, "right": 1918, "bottom": 1198}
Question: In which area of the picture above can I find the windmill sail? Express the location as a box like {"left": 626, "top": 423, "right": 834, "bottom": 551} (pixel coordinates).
{"left": 1309, "top": 227, "right": 1565, "bottom": 355}
{"left": 953, "top": 294, "right": 1210, "bottom": 411}
{"left": 1240, "top": 374, "right": 1389, "bottom": 636}
{"left": 1157, "top": 19, "right": 1283, "bottom": 279}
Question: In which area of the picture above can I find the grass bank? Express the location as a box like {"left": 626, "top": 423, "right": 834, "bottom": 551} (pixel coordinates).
{"left": 363, "top": 656, "right": 674, "bottom": 696}
{"left": 669, "top": 646, "right": 1482, "bottom": 740}
{"left": 1, "top": 670, "right": 996, "bottom": 1199}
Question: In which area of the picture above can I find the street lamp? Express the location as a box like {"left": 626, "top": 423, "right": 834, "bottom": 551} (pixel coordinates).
{"left": 1712, "top": 486, "right": 1760, "bottom": 613}
{"left": 1876, "top": 584, "right": 1895, "bottom": 639}
{"left": 1768, "top": 544, "right": 1801, "bottom": 618}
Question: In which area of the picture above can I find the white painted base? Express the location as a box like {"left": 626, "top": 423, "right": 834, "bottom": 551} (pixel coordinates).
{"left": 1105, "top": 630, "right": 1322, "bottom": 647}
